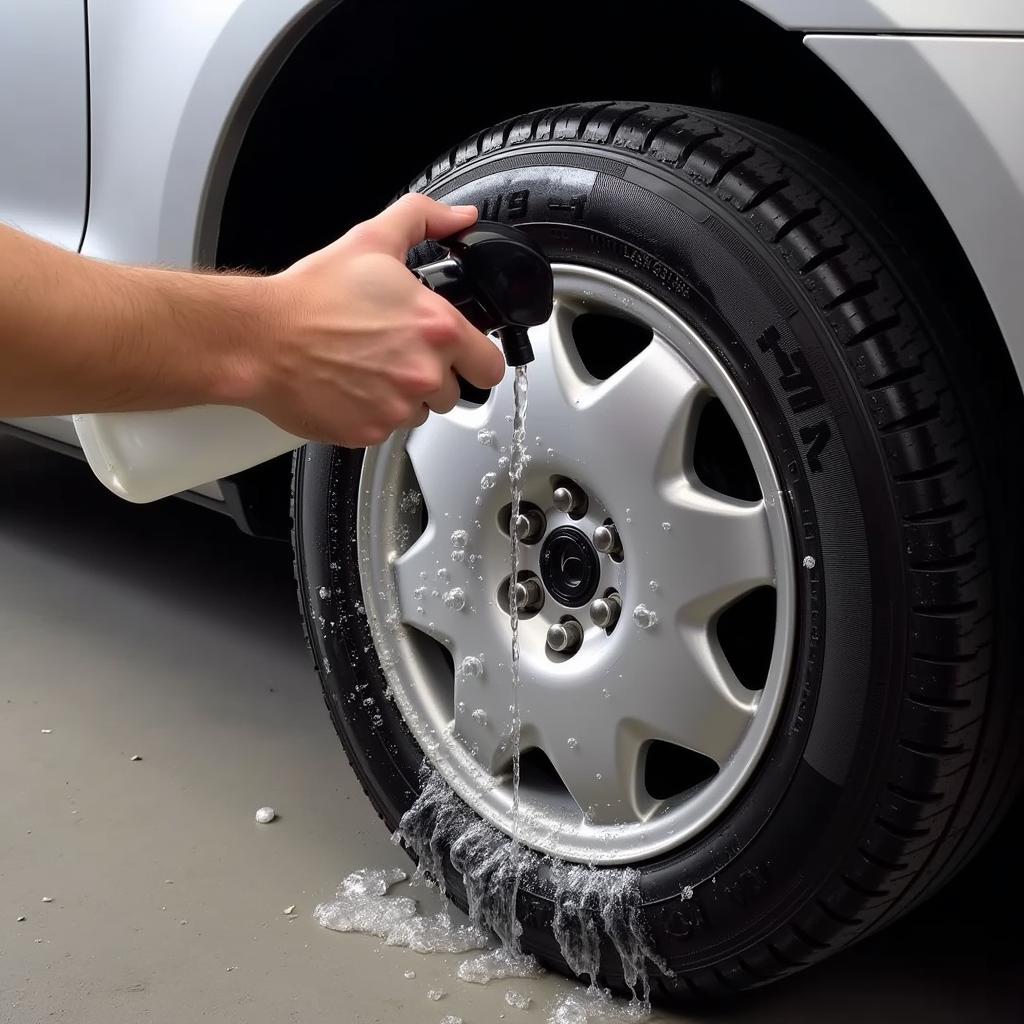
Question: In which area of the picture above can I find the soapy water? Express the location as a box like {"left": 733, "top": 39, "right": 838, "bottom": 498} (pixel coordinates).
{"left": 389, "top": 768, "right": 669, "bottom": 1004}
{"left": 458, "top": 947, "right": 545, "bottom": 985}
{"left": 506, "top": 989, "right": 532, "bottom": 1010}
{"left": 548, "top": 986, "right": 655, "bottom": 1024}
{"left": 314, "top": 866, "right": 489, "bottom": 953}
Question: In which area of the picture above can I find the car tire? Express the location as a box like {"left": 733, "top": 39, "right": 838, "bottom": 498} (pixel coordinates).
{"left": 293, "top": 101, "right": 1022, "bottom": 998}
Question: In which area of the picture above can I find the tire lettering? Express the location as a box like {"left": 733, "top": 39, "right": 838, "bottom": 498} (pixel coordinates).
{"left": 799, "top": 422, "right": 831, "bottom": 473}
{"left": 547, "top": 194, "right": 588, "bottom": 221}
{"left": 479, "top": 190, "right": 530, "bottom": 221}
{"left": 755, "top": 325, "right": 825, "bottom": 414}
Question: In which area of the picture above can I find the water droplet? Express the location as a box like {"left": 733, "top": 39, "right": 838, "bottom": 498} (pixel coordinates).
{"left": 427, "top": 989, "right": 445, "bottom": 1001}
{"left": 413, "top": 586, "right": 426, "bottom": 600}
{"left": 477, "top": 429, "right": 497, "bottom": 448}
{"left": 595, "top": 773, "right": 603, "bottom": 780}
{"left": 661, "top": 521, "right": 672, "bottom": 531}
{"left": 632, "top": 603, "right": 658, "bottom": 630}
{"left": 546, "top": 448, "right": 555, "bottom": 459}
{"left": 681, "top": 885, "right": 694, "bottom": 900}
{"left": 497, "top": 456, "right": 510, "bottom": 471}
{"left": 649, "top": 579, "right": 659, "bottom": 591}
{"left": 416, "top": 606, "right": 424, "bottom": 615}
{"left": 442, "top": 587, "right": 466, "bottom": 611}
{"left": 437, "top": 567, "right": 450, "bottom": 581}
{"left": 460, "top": 656, "right": 484, "bottom": 679}
{"left": 362, "top": 697, "right": 374, "bottom": 707}
{"left": 399, "top": 488, "right": 423, "bottom": 514}
{"left": 471, "top": 708, "right": 488, "bottom": 726}
{"left": 456, "top": 701, "right": 466, "bottom": 713}
{"left": 566, "top": 737, "right": 578, "bottom": 750}
{"left": 451, "top": 549, "right": 466, "bottom": 563}
{"left": 318, "top": 586, "right": 330, "bottom": 599}
{"left": 403, "top": 970, "right": 416, "bottom": 979}
{"left": 803, "top": 555, "right": 816, "bottom": 569}
{"left": 480, "top": 472, "right": 497, "bottom": 490}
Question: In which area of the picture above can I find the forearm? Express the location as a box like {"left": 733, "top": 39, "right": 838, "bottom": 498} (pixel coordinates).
{"left": 0, "top": 224, "right": 267, "bottom": 416}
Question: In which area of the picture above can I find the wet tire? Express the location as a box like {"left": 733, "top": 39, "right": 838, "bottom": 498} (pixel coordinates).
{"left": 293, "top": 102, "right": 1023, "bottom": 998}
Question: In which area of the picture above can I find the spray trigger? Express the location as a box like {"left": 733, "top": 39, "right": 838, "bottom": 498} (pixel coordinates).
{"left": 412, "top": 221, "right": 553, "bottom": 366}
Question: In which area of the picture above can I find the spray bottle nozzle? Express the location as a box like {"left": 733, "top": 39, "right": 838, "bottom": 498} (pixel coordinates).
{"left": 412, "top": 221, "right": 553, "bottom": 366}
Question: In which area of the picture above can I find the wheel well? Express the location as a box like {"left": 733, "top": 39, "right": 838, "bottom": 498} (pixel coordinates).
{"left": 215, "top": 0, "right": 1016, "bottom": 529}
{"left": 217, "top": 0, "right": 904, "bottom": 271}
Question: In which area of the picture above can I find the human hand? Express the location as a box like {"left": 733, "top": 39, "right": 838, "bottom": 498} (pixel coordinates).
{"left": 243, "top": 194, "right": 505, "bottom": 446}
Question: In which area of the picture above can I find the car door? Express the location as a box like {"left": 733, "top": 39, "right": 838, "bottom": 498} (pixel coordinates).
{"left": 0, "top": 0, "right": 89, "bottom": 445}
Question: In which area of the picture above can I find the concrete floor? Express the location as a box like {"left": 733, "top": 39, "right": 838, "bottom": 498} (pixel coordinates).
{"left": 0, "top": 435, "right": 1020, "bottom": 1024}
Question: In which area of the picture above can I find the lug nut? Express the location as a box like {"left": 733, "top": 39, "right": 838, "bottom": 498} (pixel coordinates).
{"left": 546, "top": 619, "right": 584, "bottom": 655}
{"left": 513, "top": 508, "right": 546, "bottom": 543}
{"left": 513, "top": 577, "right": 544, "bottom": 613}
{"left": 552, "top": 482, "right": 586, "bottom": 516}
{"left": 593, "top": 524, "right": 621, "bottom": 556}
{"left": 589, "top": 593, "right": 622, "bottom": 630}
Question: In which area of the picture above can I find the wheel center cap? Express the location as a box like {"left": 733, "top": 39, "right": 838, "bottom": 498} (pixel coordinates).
{"left": 540, "top": 527, "right": 601, "bottom": 607}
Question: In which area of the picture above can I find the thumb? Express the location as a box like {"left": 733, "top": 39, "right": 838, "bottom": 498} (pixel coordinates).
{"left": 361, "top": 194, "right": 478, "bottom": 258}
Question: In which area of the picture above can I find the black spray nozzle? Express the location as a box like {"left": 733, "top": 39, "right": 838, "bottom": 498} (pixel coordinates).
{"left": 413, "top": 221, "right": 553, "bottom": 366}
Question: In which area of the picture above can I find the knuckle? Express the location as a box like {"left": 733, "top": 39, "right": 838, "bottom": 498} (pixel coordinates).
{"left": 359, "top": 424, "right": 390, "bottom": 447}
{"left": 419, "top": 304, "right": 460, "bottom": 347}
{"left": 397, "top": 191, "right": 431, "bottom": 212}
{"left": 392, "top": 358, "right": 444, "bottom": 397}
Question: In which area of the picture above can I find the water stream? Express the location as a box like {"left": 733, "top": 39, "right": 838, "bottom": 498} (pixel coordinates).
{"left": 507, "top": 363, "right": 529, "bottom": 838}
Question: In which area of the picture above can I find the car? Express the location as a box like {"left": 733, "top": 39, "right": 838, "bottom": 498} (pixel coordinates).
{"left": 3, "top": 0, "right": 1023, "bottom": 1002}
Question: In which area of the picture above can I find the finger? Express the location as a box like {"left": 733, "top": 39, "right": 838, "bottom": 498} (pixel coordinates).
{"left": 403, "top": 403, "right": 430, "bottom": 430}
{"left": 425, "top": 369, "right": 461, "bottom": 415}
{"left": 449, "top": 318, "right": 507, "bottom": 390}
{"left": 361, "top": 194, "right": 478, "bottom": 258}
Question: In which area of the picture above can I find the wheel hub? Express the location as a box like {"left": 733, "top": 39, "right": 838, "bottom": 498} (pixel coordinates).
{"left": 540, "top": 527, "right": 600, "bottom": 608}
{"left": 357, "top": 264, "right": 795, "bottom": 864}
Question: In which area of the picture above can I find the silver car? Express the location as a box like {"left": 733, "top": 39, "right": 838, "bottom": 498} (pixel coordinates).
{"left": 3, "top": 0, "right": 1022, "bottom": 1001}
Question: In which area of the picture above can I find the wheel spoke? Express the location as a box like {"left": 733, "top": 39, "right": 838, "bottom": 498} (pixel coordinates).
{"left": 658, "top": 485, "right": 774, "bottom": 625}
{"left": 537, "top": 713, "right": 650, "bottom": 825}
{"left": 624, "top": 627, "right": 757, "bottom": 765}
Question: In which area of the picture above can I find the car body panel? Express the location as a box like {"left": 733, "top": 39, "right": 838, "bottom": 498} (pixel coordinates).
{"left": 0, "top": 0, "right": 88, "bottom": 250}
{"left": 82, "top": 0, "right": 324, "bottom": 268}
{"left": 747, "top": 0, "right": 1024, "bottom": 34}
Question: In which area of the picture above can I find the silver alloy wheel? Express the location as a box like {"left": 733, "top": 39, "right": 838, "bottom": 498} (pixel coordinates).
{"left": 358, "top": 265, "right": 795, "bottom": 865}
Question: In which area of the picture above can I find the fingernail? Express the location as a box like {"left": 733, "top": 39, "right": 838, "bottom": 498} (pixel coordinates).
{"left": 452, "top": 205, "right": 478, "bottom": 215}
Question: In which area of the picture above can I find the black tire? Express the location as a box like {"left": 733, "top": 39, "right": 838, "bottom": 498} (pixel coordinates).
{"left": 293, "top": 102, "right": 1022, "bottom": 999}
